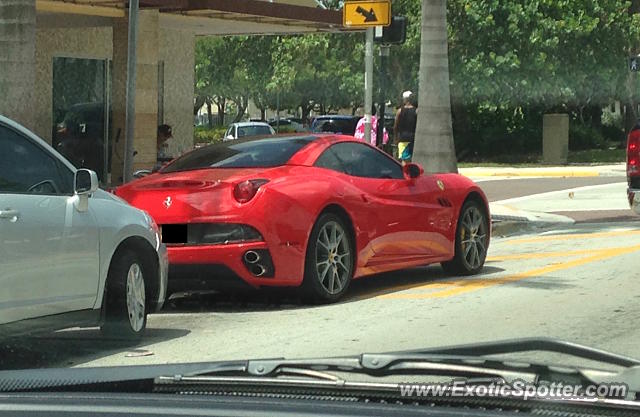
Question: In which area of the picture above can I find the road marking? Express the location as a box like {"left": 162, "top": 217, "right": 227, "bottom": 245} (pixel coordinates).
{"left": 376, "top": 243, "right": 640, "bottom": 300}
{"left": 487, "top": 248, "right": 605, "bottom": 261}
{"left": 351, "top": 282, "right": 452, "bottom": 300}
{"left": 506, "top": 229, "right": 640, "bottom": 244}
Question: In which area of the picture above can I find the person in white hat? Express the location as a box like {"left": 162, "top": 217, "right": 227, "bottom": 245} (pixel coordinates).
{"left": 393, "top": 91, "right": 417, "bottom": 163}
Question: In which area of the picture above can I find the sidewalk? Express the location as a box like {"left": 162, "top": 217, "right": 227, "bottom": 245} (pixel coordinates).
{"left": 488, "top": 178, "right": 632, "bottom": 236}
{"left": 460, "top": 163, "right": 625, "bottom": 179}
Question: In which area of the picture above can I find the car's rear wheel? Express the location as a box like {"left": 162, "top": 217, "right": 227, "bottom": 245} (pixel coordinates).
{"left": 302, "top": 213, "right": 354, "bottom": 303}
{"left": 101, "top": 248, "right": 148, "bottom": 339}
{"left": 441, "top": 200, "right": 489, "bottom": 275}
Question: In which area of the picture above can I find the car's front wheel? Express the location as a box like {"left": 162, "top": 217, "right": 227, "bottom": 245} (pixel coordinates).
{"left": 101, "top": 248, "right": 148, "bottom": 339}
{"left": 302, "top": 213, "right": 354, "bottom": 303}
{"left": 441, "top": 199, "right": 489, "bottom": 275}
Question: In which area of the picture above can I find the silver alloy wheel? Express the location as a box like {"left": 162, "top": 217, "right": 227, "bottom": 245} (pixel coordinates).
{"left": 315, "top": 220, "right": 351, "bottom": 295}
{"left": 460, "top": 206, "right": 488, "bottom": 270}
{"left": 126, "top": 263, "right": 145, "bottom": 332}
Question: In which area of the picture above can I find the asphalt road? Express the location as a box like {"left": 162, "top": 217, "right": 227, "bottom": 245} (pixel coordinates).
{"left": 2, "top": 219, "right": 640, "bottom": 371}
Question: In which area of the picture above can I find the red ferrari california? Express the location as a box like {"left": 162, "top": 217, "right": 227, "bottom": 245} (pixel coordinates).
{"left": 115, "top": 134, "right": 490, "bottom": 302}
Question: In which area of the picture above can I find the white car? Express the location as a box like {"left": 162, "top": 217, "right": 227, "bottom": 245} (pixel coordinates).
{"left": 224, "top": 122, "right": 276, "bottom": 141}
{"left": 0, "top": 115, "right": 168, "bottom": 339}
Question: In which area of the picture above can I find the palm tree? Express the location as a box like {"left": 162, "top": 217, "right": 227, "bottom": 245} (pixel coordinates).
{"left": 412, "top": 0, "right": 458, "bottom": 173}
{"left": 0, "top": 0, "right": 36, "bottom": 129}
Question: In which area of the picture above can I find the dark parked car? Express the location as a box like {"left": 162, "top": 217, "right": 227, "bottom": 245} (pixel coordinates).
{"left": 310, "top": 115, "right": 360, "bottom": 136}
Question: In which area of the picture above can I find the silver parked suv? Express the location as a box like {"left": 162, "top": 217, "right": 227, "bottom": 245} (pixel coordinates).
{"left": 0, "top": 115, "right": 168, "bottom": 339}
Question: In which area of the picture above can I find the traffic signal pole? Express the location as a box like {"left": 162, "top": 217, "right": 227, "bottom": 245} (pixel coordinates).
{"left": 377, "top": 44, "right": 390, "bottom": 147}
{"left": 364, "top": 27, "right": 374, "bottom": 144}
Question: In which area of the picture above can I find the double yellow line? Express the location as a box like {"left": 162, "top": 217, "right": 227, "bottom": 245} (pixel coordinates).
{"left": 361, "top": 231, "right": 640, "bottom": 301}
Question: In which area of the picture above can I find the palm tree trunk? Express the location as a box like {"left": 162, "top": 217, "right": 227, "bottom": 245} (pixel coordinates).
{"left": 0, "top": 0, "right": 36, "bottom": 130}
{"left": 412, "top": 0, "right": 458, "bottom": 173}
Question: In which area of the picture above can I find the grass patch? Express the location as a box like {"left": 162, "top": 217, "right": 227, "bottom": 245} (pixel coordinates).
{"left": 567, "top": 148, "right": 625, "bottom": 164}
{"left": 458, "top": 146, "right": 624, "bottom": 167}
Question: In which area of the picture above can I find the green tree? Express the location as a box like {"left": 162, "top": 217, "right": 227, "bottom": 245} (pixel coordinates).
{"left": 269, "top": 33, "right": 364, "bottom": 121}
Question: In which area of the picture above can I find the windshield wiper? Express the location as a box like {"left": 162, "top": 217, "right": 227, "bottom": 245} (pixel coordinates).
{"left": 2, "top": 338, "right": 639, "bottom": 396}
{"left": 154, "top": 338, "right": 640, "bottom": 394}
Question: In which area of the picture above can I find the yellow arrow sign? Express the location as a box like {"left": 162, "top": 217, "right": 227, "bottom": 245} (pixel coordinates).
{"left": 343, "top": 0, "right": 391, "bottom": 28}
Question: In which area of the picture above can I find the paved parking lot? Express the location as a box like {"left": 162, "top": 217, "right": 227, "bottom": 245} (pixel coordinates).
{"left": 3, "top": 219, "right": 639, "bottom": 369}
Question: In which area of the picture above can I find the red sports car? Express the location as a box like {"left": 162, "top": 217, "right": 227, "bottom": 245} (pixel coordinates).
{"left": 115, "top": 134, "right": 490, "bottom": 302}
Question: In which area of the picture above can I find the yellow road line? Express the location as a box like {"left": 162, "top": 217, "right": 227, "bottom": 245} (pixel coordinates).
{"left": 351, "top": 282, "right": 452, "bottom": 301}
{"left": 378, "top": 243, "right": 640, "bottom": 300}
{"left": 507, "top": 230, "right": 640, "bottom": 245}
{"left": 487, "top": 248, "right": 612, "bottom": 261}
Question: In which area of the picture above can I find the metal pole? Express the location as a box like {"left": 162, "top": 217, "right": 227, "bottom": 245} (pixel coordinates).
{"left": 364, "top": 27, "right": 374, "bottom": 144}
{"left": 103, "top": 59, "right": 111, "bottom": 187}
{"left": 276, "top": 90, "right": 280, "bottom": 132}
{"left": 123, "top": 0, "right": 139, "bottom": 183}
{"left": 377, "top": 45, "right": 390, "bottom": 147}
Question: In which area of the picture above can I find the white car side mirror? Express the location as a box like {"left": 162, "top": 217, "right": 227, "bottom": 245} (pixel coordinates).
{"left": 74, "top": 169, "right": 99, "bottom": 212}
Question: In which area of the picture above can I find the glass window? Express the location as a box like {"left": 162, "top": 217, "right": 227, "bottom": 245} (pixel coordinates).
{"left": 237, "top": 125, "right": 273, "bottom": 137}
{"left": 314, "top": 145, "right": 346, "bottom": 173}
{"left": 161, "top": 136, "right": 316, "bottom": 172}
{"left": 0, "top": 125, "right": 73, "bottom": 195}
{"left": 316, "top": 142, "right": 404, "bottom": 179}
{"left": 52, "top": 57, "right": 109, "bottom": 183}
{"left": 312, "top": 118, "right": 359, "bottom": 135}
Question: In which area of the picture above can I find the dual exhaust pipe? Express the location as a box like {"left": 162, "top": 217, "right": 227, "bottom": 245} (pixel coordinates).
{"left": 244, "top": 250, "right": 266, "bottom": 277}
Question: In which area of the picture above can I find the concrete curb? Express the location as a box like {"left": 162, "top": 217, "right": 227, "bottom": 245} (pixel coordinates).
{"left": 490, "top": 206, "right": 575, "bottom": 237}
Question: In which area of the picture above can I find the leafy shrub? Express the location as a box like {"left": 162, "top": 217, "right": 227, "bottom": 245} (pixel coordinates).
{"left": 273, "top": 126, "right": 298, "bottom": 134}
{"left": 569, "top": 124, "right": 606, "bottom": 150}
{"left": 602, "top": 107, "right": 622, "bottom": 128}
{"left": 194, "top": 126, "right": 226, "bottom": 144}
{"left": 600, "top": 124, "right": 625, "bottom": 143}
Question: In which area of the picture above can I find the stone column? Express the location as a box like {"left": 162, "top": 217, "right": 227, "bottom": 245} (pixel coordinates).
{"left": 111, "top": 9, "right": 158, "bottom": 184}
{"left": 543, "top": 113, "right": 569, "bottom": 164}
{"left": 0, "top": 0, "right": 36, "bottom": 130}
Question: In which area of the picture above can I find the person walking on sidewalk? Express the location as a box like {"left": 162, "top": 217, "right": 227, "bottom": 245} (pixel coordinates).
{"left": 394, "top": 91, "right": 417, "bottom": 164}
{"left": 354, "top": 105, "right": 389, "bottom": 147}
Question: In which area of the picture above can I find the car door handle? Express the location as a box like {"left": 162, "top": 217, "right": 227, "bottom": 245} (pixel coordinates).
{"left": 0, "top": 209, "right": 20, "bottom": 221}
{"left": 361, "top": 194, "right": 370, "bottom": 203}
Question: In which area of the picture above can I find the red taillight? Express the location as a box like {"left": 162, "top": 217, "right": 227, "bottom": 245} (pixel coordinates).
{"left": 628, "top": 131, "right": 640, "bottom": 175}
{"left": 233, "top": 179, "right": 269, "bottom": 203}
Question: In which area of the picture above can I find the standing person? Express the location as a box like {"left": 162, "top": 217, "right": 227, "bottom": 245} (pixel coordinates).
{"left": 393, "top": 91, "right": 417, "bottom": 163}
{"left": 152, "top": 124, "right": 173, "bottom": 172}
{"left": 354, "top": 105, "right": 389, "bottom": 147}
{"left": 157, "top": 124, "right": 173, "bottom": 163}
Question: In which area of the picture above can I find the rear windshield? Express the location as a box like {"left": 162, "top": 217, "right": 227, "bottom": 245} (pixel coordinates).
{"left": 237, "top": 125, "right": 272, "bottom": 137}
{"left": 160, "top": 136, "right": 316, "bottom": 172}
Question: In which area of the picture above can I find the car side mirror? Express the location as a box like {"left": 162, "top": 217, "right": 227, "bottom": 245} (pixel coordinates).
{"left": 74, "top": 169, "right": 98, "bottom": 212}
{"left": 75, "top": 169, "right": 99, "bottom": 195}
{"left": 226, "top": 135, "right": 234, "bottom": 140}
{"left": 403, "top": 163, "right": 423, "bottom": 179}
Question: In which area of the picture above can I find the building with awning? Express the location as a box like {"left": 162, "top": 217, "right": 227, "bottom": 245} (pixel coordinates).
{"left": 0, "top": 0, "right": 343, "bottom": 185}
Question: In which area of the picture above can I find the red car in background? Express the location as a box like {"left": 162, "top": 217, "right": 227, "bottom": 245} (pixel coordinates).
{"left": 115, "top": 134, "right": 490, "bottom": 302}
